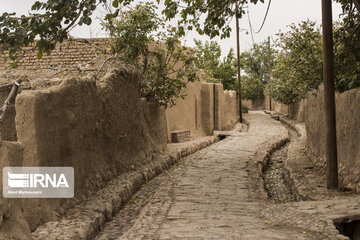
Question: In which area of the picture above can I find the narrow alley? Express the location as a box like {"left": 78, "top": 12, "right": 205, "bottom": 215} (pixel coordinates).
{"left": 91, "top": 112, "right": 358, "bottom": 240}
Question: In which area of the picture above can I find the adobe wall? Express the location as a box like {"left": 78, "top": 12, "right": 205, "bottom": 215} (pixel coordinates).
{"left": 0, "top": 87, "right": 17, "bottom": 141}
{"left": 223, "top": 90, "right": 238, "bottom": 129}
{"left": 243, "top": 95, "right": 306, "bottom": 122}
{"left": 305, "top": 85, "right": 360, "bottom": 192}
{"left": 214, "top": 84, "right": 225, "bottom": 130}
{"left": 288, "top": 99, "right": 306, "bottom": 122}
{"left": 200, "top": 82, "right": 215, "bottom": 136}
{"left": 165, "top": 81, "right": 203, "bottom": 140}
{"left": 243, "top": 85, "right": 359, "bottom": 193}
{"left": 242, "top": 99, "right": 252, "bottom": 110}
{"left": 214, "top": 85, "right": 238, "bottom": 130}
{"left": 0, "top": 141, "right": 29, "bottom": 239}
{"left": 246, "top": 98, "right": 266, "bottom": 110}
{"left": 166, "top": 81, "right": 238, "bottom": 140}
{"left": 0, "top": 68, "right": 167, "bottom": 234}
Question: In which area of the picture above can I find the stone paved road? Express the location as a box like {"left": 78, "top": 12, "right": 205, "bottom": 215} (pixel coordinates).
{"left": 96, "top": 112, "right": 351, "bottom": 240}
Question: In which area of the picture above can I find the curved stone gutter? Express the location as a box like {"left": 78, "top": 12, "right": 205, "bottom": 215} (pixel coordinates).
{"left": 278, "top": 116, "right": 311, "bottom": 201}
{"left": 247, "top": 115, "right": 290, "bottom": 202}
{"left": 32, "top": 136, "right": 219, "bottom": 240}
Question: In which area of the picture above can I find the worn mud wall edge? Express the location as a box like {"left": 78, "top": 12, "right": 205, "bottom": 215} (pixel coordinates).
{"left": 32, "top": 136, "right": 220, "bottom": 239}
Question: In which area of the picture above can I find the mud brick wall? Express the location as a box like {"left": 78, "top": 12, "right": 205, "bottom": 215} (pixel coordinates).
{"left": 0, "top": 38, "right": 111, "bottom": 71}
{"left": 305, "top": 85, "right": 360, "bottom": 192}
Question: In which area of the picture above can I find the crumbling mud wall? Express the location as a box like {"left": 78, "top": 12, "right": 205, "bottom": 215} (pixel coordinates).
{"left": 305, "top": 85, "right": 360, "bottom": 192}
{"left": 223, "top": 90, "right": 238, "bottom": 128}
{"left": 0, "top": 68, "right": 167, "bottom": 238}
{"left": 288, "top": 99, "right": 306, "bottom": 122}
{"left": 214, "top": 84, "right": 225, "bottom": 131}
{"left": 214, "top": 84, "right": 238, "bottom": 130}
{"left": 0, "top": 87, "right": 17, "bottom": 141}
{"left": 0, "top": 141, "right": 30, "bottom": 239}
{"left": 200, "top": 82, "right": 215, "bottom": 136}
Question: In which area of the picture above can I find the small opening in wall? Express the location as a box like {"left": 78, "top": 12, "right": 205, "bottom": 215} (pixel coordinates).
{"left": 333, "top": 215, "right": 360, "bottom": 240}
{"left": 218, "top": 134, "right": 227, "bottom": 140}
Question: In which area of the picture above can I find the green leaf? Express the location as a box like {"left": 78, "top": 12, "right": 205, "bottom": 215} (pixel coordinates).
{"left": 112, "top": 0, "right": 119, "bottom": 8}
{"left": 37, "top": 50, "right": 43, "bottom": 59}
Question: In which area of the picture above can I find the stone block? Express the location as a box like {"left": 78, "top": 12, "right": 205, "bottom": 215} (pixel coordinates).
{"left": 171, "top": 130, "right": 190, "bottom": 143}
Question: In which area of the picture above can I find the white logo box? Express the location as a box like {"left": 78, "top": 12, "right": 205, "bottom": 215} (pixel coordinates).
{"left": 3, "top": 167, "right": 74, "bottom": 198}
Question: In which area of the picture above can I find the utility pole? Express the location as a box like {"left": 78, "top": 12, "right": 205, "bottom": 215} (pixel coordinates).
{"left": 235, "top": 0, "right": 243, "bottom": 123}
{"left": 321, "top": 0, "right": 338, "bottom": 189}
{"left": 268, "top": 36, "right": 272, "bottom": 111}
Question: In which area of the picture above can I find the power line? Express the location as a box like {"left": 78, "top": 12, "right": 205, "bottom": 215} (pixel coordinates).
{"left": 246, "top": 7, "right": 255, "bottom": 45}
{"left": 248, "top": 0, "right": 272, "bottom": 34}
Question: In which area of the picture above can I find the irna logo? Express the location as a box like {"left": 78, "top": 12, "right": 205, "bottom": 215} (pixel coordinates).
{"left": 8, "top": 172, "right": 69, "bottom": 188}
{"left": 3, "top": 167, "right": 74, "bottom": 198}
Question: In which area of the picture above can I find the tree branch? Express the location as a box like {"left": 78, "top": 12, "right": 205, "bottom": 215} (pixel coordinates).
{"left": 96, "top": 55, "right": 118, "bottom": 77}
{"left": 0, "top": 75, "right": 27, "bottom": 121}
{"left": 353, "top": 0, "right": 360, "bottom": 12}
{"left": 9, "top": 13, "right": 54, "bottom": 21}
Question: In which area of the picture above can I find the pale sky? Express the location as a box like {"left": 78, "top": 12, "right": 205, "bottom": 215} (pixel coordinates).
{"left": 1, "top": 0, "right": 344, "bottom": 58}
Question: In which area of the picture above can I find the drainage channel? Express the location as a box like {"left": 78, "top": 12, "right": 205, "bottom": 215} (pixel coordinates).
{"left": 334, "top": 216, "right": 360, "bottom": 240}
{"left": 263, "top": 123, "right": 299, "bottom": 203}
{"left": 264, "top": 117, "right": 360, "bottom": 239}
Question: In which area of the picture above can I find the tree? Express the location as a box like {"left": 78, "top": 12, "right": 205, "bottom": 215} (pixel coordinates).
{"left": 240, "top": 41, "right": 276, "bottom": 100}
{"left": 269, "top": 20, "right": 323, "bottom": 104}
{"left": 105, "top": 2, "right": 196, "bottom": 108}
{"left": 162, "top": 0, "right": 264, "bottom": 38}
{"left": 0, "top": 0, "right": 267, "bottom": 63}
{"left": 215, "top": 48, "right": 238, "bottom": 91}
{"left": 193, "top": 39, "right": 222, "bottom": 83}
{"left": 333, "top": 0, "right": 360, "bottom": 92}
{"left": 193, "top": 39, "right": 221, "bottom": 70}
{"left": 0, "top": 0, "right": 109, "bottom": 61}
{"left": 193, "top": 40, "right": 237, "bottom": 90}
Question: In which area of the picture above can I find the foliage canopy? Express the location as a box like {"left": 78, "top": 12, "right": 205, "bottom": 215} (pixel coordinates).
{"left": 269, "top": 20, "right": 323, "bottom": 105}
{"left": 0, "top": 0, "right": 265, "bottom": 60}
{"left": 334, "top": 0, "right": 360, "bottom": 91}
{"left": 241, "top": 41, "right": 276, "bottom": 101}
{"left": 193, "top": 40, "right": 237, "bottom": 92}
{"left": 106, "top": 2, "right": 196, "bottom": 108}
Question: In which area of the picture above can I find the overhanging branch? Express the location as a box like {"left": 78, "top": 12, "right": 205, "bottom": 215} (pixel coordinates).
{"left": 353, "top": 0, "right": 360, "bottom": 12}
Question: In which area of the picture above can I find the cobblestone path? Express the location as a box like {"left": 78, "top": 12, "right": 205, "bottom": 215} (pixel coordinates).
{"left": 95, "top": 112, "right": 353, "bottom": 240}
